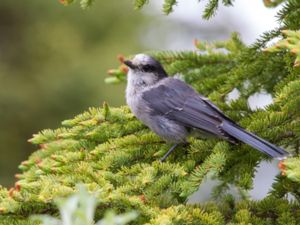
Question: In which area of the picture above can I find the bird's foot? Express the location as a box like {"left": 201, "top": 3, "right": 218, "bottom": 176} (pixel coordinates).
{"left": 160, "top": 143, "right": 179, "bottom": 162}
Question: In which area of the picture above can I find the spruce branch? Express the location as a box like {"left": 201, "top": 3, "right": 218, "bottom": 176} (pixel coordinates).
{"left": 203, "top": 0, "right": 219, "bottom": 19}
{"left": 134, "top": 0, "right": 149, "bottom": 10}
{"left": 59, "top": 0, "right": 285, "bottom": 19}
{"left": 162, "top": 0, "right": 177, "bottom": 15}
{"left": 31, "top": 185, "right": 138, "bottom": 225}
{"left": 264, "top": 30, "right": 300, "bottom": 67}
{"left": 58, "top": 0, "right": 95, "bottom": 9}
{"left": 1, "top": 0, "right": 300, "bottom": 224}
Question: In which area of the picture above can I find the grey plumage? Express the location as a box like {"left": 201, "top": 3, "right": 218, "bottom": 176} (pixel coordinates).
{"left": 124, "top": 54, "right": 290, "bottom": 160}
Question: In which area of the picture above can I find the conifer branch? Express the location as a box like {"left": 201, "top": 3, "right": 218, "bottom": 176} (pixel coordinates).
{"left": 1, "top": 0, "right": 300, "bottom": 224}
{"left": 59, "top": 0, "right": 286, "bottom": 18}
{"left": 264, "top": 30, "right": 300, "bottom": 67}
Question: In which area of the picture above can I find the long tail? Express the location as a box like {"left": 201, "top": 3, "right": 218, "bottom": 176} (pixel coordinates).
{"left": 221, "top": 121, "right": 290, "bottom": 159}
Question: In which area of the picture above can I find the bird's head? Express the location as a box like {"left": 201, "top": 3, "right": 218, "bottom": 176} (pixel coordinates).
{"left": 124, "top": 54, "right": 168, "bottom": 84}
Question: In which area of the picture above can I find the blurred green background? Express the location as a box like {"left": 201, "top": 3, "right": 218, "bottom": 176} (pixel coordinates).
{"left": 0, "top": 0, "right": 145, "bottom": 187}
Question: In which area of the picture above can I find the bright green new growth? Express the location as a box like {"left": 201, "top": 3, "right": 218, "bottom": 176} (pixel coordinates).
{"left": 0, "top": 0, "right": 300, "bottom": 224}
{"left": 265, "top": 30, "right": 300, "bottom": 67}
{"left": 32, "top": 185, "right": 138, "bottom": 225}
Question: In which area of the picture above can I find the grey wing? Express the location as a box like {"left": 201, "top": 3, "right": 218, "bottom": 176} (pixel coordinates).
{"left": 142, "top": 78, "right": 236, "bottom": 142}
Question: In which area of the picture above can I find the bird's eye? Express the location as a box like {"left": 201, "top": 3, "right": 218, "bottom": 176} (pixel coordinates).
{"left": 142, "top": 64, "right": 154, "bottom": 72}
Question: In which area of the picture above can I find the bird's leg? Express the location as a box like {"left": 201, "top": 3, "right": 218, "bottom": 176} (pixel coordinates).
{"left": 160, "top": 143, "right": 179, "bottom": 162}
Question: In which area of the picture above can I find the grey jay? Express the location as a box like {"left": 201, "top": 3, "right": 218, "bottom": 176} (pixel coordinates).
{"left": 124, "top": 54, "right": 289, "bottom": 161}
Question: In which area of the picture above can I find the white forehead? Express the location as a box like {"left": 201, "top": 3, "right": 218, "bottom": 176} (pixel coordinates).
{"left": 132, "top": 54, "right": 151, "bottom": 65}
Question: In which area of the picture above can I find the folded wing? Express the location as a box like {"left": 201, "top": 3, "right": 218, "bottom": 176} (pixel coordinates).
{"left": 142, "top": 78, "right": 290, "bottom": 158}
{"left": 142, "top": 78, "right": 235, "bottom": 142}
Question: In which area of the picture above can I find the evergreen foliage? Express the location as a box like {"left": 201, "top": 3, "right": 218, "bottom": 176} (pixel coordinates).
{"left": 59, "top": 0, "right": 95, "bottom": 9}
{"left": 1, "top": 0, "right": 300, "bottom": 224}
{"left": 265, "top": 30, "right": 300, "bottom": 67}
{"left": 61, "top": 0, "right": 288, "bottom": 18}
{"left": 32, "top": 185, "right": 138, "bottom": 225}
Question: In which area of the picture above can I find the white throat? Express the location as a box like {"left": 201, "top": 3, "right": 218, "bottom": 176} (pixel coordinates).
{"left": 126, "top": 69, "right": 158, "bottom": 93}
{"left": 125, "top": 69, "right": 159, "bottom": 110}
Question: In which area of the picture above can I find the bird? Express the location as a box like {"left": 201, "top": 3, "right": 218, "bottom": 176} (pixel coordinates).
{"left": 123, "top": 53, "right": 290, "bottom": 162}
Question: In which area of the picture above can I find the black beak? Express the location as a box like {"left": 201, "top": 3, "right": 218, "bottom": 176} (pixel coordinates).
{"left": 124, "top": 60, "right": 136, "bottom": 69}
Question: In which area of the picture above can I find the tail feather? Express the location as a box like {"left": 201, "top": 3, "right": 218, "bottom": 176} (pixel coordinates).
{"left": 221, "top": 121, "right": 290, "bottom": 159}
